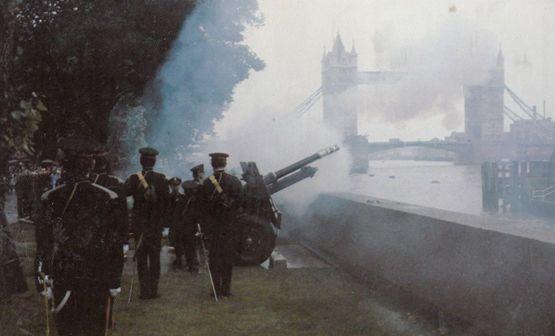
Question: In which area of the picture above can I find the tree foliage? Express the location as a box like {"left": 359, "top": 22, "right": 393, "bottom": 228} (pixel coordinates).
{"left": 1, "top": 0, "right": 265, "bottom": 185}
{"left": 6, "top": 0, "right": 196, "bottom": 159}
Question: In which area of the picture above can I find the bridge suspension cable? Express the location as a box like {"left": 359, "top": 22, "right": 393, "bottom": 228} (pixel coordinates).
{"left": 503, "top": 85, "right": 555, "bottom": 140}
{"left": 205, "top": 87, "right": 325, "bottom": 147}
{"left": 503, "top": 105, "right": 523, "bottom": 122}
{"left": 295, "top": 87, "right": 322, "bottom": 115}
{"left": 504, "top": 85, "right": 547, "bottom": 120}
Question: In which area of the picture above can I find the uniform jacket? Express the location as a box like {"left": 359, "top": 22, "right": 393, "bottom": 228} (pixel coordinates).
{"left": 124, "top": 169, "right": 168, "bottom": 239}
{"left": 35, "top": 180, "right": 127, "bottom": 291}
{"left": 201, "top": 171, "right": 242, "bottom": 237}
{"left": 167, "top": 190, "right": 183, "bottom": 227}
{"left": 167, "top": 189, "right": 183, "bottom": 245}
{"left": 178, "top": 180, "right": 204, "bottom": 227}
{"left": 90, "top": 173, "right": 129, "bottom": 241}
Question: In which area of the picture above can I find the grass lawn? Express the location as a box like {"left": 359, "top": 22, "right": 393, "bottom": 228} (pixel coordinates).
{"left": 1, "top": 221, "right": 440, "bottom": 336}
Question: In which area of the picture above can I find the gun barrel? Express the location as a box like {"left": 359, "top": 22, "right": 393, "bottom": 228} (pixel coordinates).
{"left": 273, "top": 145, "right": 340, "bottom": 180}
{"left": 269, "top": 166, "right": 318, "bottom": 194}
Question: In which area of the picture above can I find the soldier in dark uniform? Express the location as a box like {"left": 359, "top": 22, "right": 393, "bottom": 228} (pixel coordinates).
{"left": 167, "top": 177, "right": 183, "bottom": 269}
{"left": 90, "top": 150, "right": 128, "bottom": 328}
{"left": 124, "top": 147, "right": 168, "bottom": 299}
{"left": 175, "top": 164, "right": 204, "bottom": 273}
{"left": 34, "top": 136, "right": 126, "bottom": 336}
{"left": 201, "top": 153, "right": 242, "bottom": 297}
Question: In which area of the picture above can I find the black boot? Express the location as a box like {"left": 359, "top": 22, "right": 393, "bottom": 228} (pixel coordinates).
{"left": 139, "top": 282, "right": 149, "bottom": 300}
{"left": 150, "top": 279, "right": 160, "bottom": 299}
{"left": 173, "top": 260, "right": 184, "bottom": 270}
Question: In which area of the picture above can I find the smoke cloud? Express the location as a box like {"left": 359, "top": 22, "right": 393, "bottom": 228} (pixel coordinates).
{"left": 144, "top": 0, "right": 264, "bottom": 176}
{"left": 202, "top": 107, "right": 351, "bottom": 215}
{"left": 362, "top": 15, "right": 497, "bottom": 129}
{"left": 216, "top": 0, "right": 555, "bottom": 143}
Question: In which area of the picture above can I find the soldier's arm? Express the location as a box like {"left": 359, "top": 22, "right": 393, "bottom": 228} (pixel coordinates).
{"left": 191, "top": 195, "right": 202, "bottom": 225}
{"left": 123, "top": 174, "right": 137, "bottom": 197}
{"left": 118, "top": 194, "right": 130, "bottom": 244}
{"left": 163, "top": 190, "right": 174, "bottom": 228}
{"left": 106, "top": 197, "right": 127, "bottom": 289}
{"left": 198, "top": 182, "right": 214, "bottom": 235}
{"left": 113, "top": 176, "right": 130, "bottom": 241}
{"left": 175, "top": 196, "right": 185, "bottom": 225}
{"left": 160, "top": 175, "right": 170, "bottom": 200}
{"left": 159, "top": 174, "right": 170, "bottom": 226}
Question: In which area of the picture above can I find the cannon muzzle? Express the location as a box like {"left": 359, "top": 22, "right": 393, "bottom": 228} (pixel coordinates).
{"left": 273, "top": 145, "right": 339, "bottom": 179}
{"left": 263, "top": 145, "right": 340, "bottom": 186}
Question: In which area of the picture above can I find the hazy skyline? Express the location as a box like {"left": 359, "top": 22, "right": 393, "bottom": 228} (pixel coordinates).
{"left": 214, "top": 0, "right": 555, "bottom": 142}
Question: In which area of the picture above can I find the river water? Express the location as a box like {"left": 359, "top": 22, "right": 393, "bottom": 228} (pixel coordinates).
{"left": 349, "top": 160, "right": 483, "bottom": 215}
{"left": 346, "top": 160, "right": 553, "bottom": 229}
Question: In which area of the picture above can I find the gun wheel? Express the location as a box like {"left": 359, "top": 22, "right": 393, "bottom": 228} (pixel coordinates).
{"left": 234, "top": 214, "right": 277, "bottom": 266}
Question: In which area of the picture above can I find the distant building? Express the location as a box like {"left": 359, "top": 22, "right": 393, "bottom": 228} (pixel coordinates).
{"left": 321, "top": 34, "right": 359, "bottom": 138}
{"left": 463, "top": 49, "right": 505, "bottom": 142}
{"left": 322, "top": 34, "right": 403, "bottom": 140}
{"left": 321, "top": 36, "right": 554, "bottom": 165}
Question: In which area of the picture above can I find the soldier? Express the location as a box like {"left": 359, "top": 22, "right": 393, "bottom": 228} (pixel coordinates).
{"left": 34, "top": 136, "right": 126, "bottom": 336}
{"left": 90, "top": 150, "right": 129, "bottom": 328}
{"left": 166, "top": 177, "right": 183, "bottom": 269}
{"left": 125, "top": 147, "right": 168, "bottom": 299}
{"left": 175, "top": 164, "right": 204, "bottom": 273}
{"left": 201, "top": 153, "right": 242, "bottom": 297}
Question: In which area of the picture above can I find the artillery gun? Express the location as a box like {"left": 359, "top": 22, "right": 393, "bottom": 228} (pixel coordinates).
{"left": 235, "top": 145, "right": 340, "bottom": 265}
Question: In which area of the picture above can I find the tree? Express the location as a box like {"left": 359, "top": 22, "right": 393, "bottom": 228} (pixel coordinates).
{"left": 8, "top": 0, "right": 196, "bottom": 158}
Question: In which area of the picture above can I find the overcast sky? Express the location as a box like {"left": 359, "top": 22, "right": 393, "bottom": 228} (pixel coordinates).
{"left": 214, "top": 0, "right": 555, "bottom": 142}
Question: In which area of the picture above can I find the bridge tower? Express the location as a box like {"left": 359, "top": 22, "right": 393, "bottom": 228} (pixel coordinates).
{"left": 464, "top": 49, "right": 505, "bottom": 143}
{"left": 322, "top": 34, "right": 359, "bottom": 139}
{"left": 462, "top": 48, "right": 506, "bottom": 163}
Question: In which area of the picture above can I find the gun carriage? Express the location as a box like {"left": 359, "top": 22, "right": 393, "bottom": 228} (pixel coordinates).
{"left": 235, "top": 145, "right": 340, "bottom": 265}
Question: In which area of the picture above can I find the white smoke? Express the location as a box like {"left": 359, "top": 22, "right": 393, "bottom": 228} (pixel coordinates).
{"left": 144, "top": 0, "right": 264, "bottom": 177}
{"left": 202, "top": 107, "right": 351, "bottom": 215}
{"left": 363, "top": 14, "right": 497, "bottom": 129}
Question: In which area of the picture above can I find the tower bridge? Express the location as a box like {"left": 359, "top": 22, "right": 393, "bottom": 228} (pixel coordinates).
{"left": 311, "top": 34, "right": 555, "bottom": 171}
